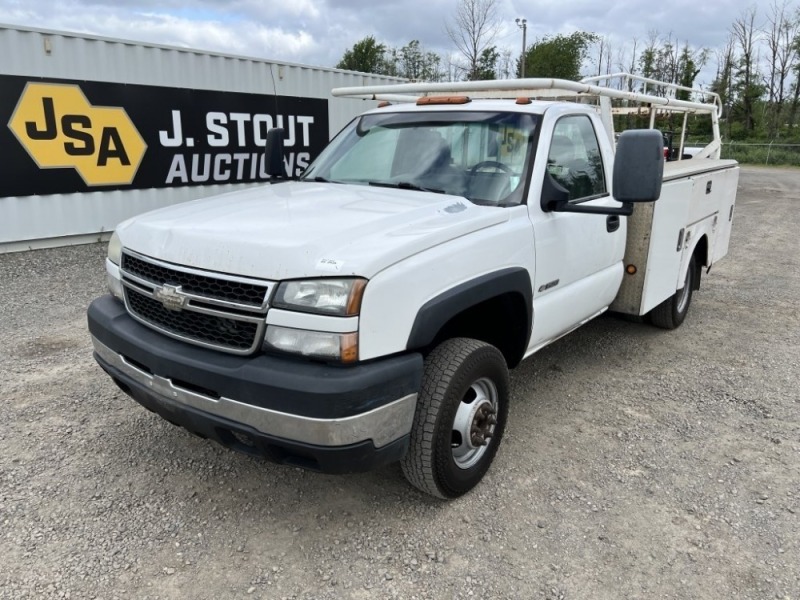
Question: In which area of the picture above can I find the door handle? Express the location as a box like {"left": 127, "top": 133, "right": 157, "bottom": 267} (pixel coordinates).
{"left": 606, "top": 215, "right": 620, "bottom": 232}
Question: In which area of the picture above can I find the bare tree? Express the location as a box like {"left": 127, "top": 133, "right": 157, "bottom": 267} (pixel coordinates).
{"left": 620, "top": 38, "right": 639, "bottom": 91}
{"left": 497, "top": 48, "right": 515, "bottom": 79}
{"left": 763, "top": 0, "right": 799, "bottom": 136}
{"left": 711, "top": 35, "right": 737, "bottom": 138}
{"left": 594, "top": 36, "right": 614, "bottom": 77}
{"left": 639, "top": 30, "right": 660, "bottom": 86}
{"left": 595, "top": 36, "right": 606, "bottom": 76}
{"left": 445, "top": 0, "right": 500, "bottom": 80}
{"left": 442, "top": 52, "right": 463, "bottom": 82}
{"left": 731, "top": 7, "right": 762, "bottom": 133}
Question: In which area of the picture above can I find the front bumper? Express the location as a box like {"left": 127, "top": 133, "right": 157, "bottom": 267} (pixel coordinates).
{"left": 88, "top": 295, "right": 423, "bottom": 473}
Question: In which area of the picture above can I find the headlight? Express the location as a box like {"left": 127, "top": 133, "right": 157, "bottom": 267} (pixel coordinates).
{"left": 108, "top": 231, "right": 122, "bottom": 265}
{"left": 264, "top": 326, "right": 358, "bottom": 363}
{"left": 273, "top": 278, "right": 366, "bottom": 316}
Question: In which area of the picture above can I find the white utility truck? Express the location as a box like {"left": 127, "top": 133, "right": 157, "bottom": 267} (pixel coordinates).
{"left": 88, "top": 74, "right": 739, "bottom": 498}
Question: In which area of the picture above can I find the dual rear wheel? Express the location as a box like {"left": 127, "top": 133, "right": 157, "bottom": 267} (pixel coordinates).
{"left": 650, "top": 255, "right": 696, "bottom": 329}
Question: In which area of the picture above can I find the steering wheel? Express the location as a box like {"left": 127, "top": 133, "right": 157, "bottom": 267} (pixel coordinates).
{"left": 469, "top": 161, "right": 513, "bottom": 175}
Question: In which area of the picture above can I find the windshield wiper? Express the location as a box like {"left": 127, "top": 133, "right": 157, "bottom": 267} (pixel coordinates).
{"left": 368, "top": 181, "right": 446, "bottom": 194}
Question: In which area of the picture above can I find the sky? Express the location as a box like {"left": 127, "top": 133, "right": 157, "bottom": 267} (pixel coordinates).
{"left": 0, "top": 0, "right": 778, "bottom": 88}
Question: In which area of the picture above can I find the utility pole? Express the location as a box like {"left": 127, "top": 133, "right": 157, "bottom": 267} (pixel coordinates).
{"left": 515, "top": 18, "right": 527, "bottom": 78}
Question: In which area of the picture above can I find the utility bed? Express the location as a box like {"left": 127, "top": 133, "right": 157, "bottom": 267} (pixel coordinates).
{"left": 611, "top": 159, "right": 740, "bottom": 315}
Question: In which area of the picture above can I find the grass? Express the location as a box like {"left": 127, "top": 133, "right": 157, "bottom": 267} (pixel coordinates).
{"left": 682, "top": 139, "right": 800, "bottom": 166}
{"left": 721, "top": 143, "right": 800, "bottom": 166}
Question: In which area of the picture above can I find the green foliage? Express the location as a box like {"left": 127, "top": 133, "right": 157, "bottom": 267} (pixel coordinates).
{"left": 397, "top": 40, "right": 443, "bottom": 81}
{"left": 721, "top": 142, "right": 800, "bottom": 165}
{"left": 637, "top": 36, "right": 708, "bottom": 96}
{"left": 475, "top": 46, "right": 499, "bottom": 80}
{"left": 639, "top": 47, "right": 656, "bottom": 79}
{"left": 711, "top": 54, "right": 734, "bottom": 111}
{"left": 336, "top": 37, "right": 447, "bottom": 81}
{"left": 729, "top": 57, "right": 767, "bottom": 134}
{"left": 336, "top": 36, "right": 394, "bottom": 75}
{"left": 522, "top": 32, "right": 598, "bottom": 80}
{"left": 676, "top": 45, "right": 705, "bottom": 101}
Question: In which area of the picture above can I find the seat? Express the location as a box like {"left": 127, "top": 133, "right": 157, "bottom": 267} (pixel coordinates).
{"left": 548, "top": 135, "right": 594, "bottom": 200}
{"left": 394, "top": 129, "right": 465, "bottom": 194}
{"left": 549, "top": 134, "right": 575, "bottom": 162}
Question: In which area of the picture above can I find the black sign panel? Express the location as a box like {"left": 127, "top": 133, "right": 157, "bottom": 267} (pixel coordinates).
{"left": 0, "top": 75, "right": 329, "bottom": 197}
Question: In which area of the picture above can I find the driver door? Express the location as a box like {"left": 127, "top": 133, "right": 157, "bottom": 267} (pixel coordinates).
{"left": 527, "top": 111, "right": 626, "bottom": 350}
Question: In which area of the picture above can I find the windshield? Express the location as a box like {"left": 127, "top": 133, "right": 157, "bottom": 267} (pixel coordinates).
{"left": 301, "top": 110, "right": 539, "bottom": 206}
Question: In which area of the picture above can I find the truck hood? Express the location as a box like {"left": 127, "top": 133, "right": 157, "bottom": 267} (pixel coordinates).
{"left": 118, "top": 181, "right": 509, "bottom": 280}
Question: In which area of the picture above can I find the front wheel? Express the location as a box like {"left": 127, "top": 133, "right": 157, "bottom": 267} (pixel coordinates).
{"left": 650, "top": 255, "right": 696, "bottom": 329}
{"left": 401, "top": 338, "right": 509, "bottom": 499}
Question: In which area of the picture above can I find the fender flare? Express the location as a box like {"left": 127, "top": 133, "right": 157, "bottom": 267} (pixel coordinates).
{"left": 405, "top": 267, "right": 533, "bottom": 352}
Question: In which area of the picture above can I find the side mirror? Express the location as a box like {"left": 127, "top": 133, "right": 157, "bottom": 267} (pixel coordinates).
{"left": 613, "top": 129, "right": 664, "bottom": 202}
{"left": 264, "top": 127, "right": 287, "bottom": 179}
{"left": 540, "top": 170, "right": 570, "bottom": 211}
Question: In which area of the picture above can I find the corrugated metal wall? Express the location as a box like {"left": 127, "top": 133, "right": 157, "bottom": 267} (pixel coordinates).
{"left": 0, "top": 24, "right": 404, "bottom": 251}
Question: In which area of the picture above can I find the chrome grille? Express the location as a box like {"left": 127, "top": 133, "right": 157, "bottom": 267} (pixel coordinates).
{"left": 127, "top": 290, "right": 260, "bottom": 351}
{"left": 119, "top": 251, "right": 272, "bottom": 355}
{"left": 121, "top": 252, "right": 268, "bottom": 308}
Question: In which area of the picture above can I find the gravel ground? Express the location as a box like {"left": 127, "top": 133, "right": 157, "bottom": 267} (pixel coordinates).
{"left": 0, "top": 166, "right": 798, "bottom": 600}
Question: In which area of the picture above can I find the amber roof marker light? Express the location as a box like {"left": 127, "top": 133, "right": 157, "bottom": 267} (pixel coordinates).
{"left": 416, "top": 96, "right": 471, "bottom": 105}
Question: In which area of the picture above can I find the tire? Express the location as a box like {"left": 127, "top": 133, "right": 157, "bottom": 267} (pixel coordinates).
{"left": 650, "top": 255, "right": 695, "bottom": 329}
{"left": 401, "top": 338, "right": 509, "bottom": 499}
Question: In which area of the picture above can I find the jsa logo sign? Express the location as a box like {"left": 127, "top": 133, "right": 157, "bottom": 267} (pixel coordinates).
{"left": 8, "top": 83, "right": 146, "bottom": 186}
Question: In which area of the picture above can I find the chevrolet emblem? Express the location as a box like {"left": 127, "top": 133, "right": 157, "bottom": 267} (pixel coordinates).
{"left": 153, "top": 284, "right": 188, "bottom": 311}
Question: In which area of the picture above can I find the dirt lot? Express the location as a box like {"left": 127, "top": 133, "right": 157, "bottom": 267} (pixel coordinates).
{"left": 0, "top": 166, "right": 798, "bottom": 600}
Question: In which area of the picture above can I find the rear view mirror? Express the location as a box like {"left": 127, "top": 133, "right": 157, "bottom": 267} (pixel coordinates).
{"left": 613, "top": 130, "right": 664, "bottom": 202}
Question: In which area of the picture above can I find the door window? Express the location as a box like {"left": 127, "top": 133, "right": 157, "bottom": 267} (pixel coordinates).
{"left": 546, "top": 115, "right": 607, "bottom": 201}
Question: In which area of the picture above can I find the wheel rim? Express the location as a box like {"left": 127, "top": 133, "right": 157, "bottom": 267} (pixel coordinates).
{"left": 451, "top": 377, "right": 499, "bottom": 470}
{"left": 677, "top": 266, "right": 692, "bottom": 314}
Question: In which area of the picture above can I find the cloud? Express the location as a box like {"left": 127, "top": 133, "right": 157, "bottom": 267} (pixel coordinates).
{"left": 0, "top": 0, "right": 779, "bottom": 83}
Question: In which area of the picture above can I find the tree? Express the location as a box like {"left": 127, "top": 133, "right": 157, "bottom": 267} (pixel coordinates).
{"left": 675, "top": 43, "right": 708, "bottom": 100}
{"left": 445, "top": 0, "right": 500, "bottom": 80}
{"left": 788, "top": 33, "right": 800, "bottom": 129}
{"left": 594, "top": 36, "right": 613, "bottom": 77}
{"left": 336, "top": 36, "right": 394, "bottom": 75}
{"left": 615, "top": 37, "right": 639, "bottom": 91}
{"left": 711, "top": 35, "right": 736, "bottom": 138}
{"left": 730, "top": 7, "right": 763, "bottom": 134}
{"left": 497, "top": 48, "right": 515, "bottom": 79}
{"left": 639, "top": 31, "right": 660, "bottom": 82}
{"left": 475, "top": 46, "right": 499, "bottom": 80}
{"left": 397, "top": 40, "right": 444, "bottom": 81}
{"left": 762, "top": 0, "right": 799, "bottom": 136}
{"left": 522, "top": 32, "right": 598, "bottom": 81}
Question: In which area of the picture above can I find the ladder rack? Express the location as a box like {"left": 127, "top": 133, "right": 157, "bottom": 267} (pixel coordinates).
{"left": 332, "top": 73, "right": 722, "bottom": 160}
